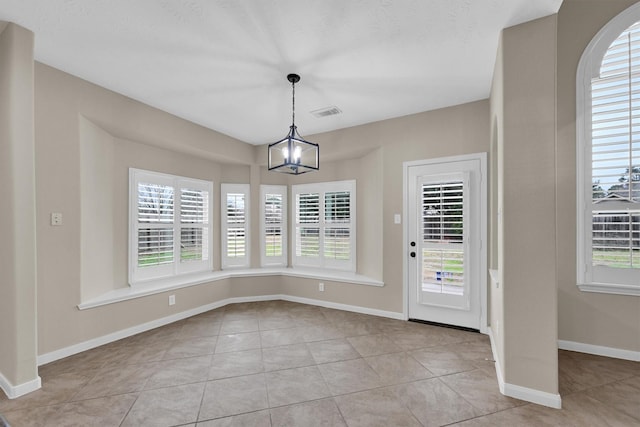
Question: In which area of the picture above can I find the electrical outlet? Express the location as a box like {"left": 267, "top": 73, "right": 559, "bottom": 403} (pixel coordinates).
{"left": 319, "top": 282, "right": 324, "bottom": 292}
{"left": 50, "top": 212, "right": 63, "bottom": 226}
{"left": 169, "top": 295, "right": 176, "bottom": 306}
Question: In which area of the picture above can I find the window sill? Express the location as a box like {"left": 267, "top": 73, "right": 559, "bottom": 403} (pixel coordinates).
{"left": 78, "top": 268, "right": 384, "bottom": 310}
{"left": 577, "top": 282, "right": 640, "bottom": 297}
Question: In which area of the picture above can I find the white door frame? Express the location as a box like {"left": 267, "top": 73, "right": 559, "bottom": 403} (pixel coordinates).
{"left": 402, "top": 152, "right": 488, "bottom": 334}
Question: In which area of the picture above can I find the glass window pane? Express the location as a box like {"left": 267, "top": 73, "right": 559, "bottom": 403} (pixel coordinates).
{"left": 138, "top": 183, "right": 174, "bottom": 223}
{"left": 296, "top": 227, "right": 319, "bottom": 257}
{"left": 226, "top": 193, "right": 246, "bottom": 224}
{"left": 181, "top": 188, "right": 208, "bottom": 224}
{"left": 181, "top": 227, "right": 208, "bottom": 262}
{"left": 138, "top": 228, "right": 173, "bottom": 267}
{"left": 324, "top": 228, "right": 350, "bottom": 260}
{"left": 265, "top": 194, "right": 283, "bottom": 224}
{"left": 297, "top": 193, "right": 319, "bottom": 223}
{"left": 227, "top": 227, "right": 246, "bottom": 257}
{"left": 265, "top": 226, "right": 282, "bottom": 257}
{"left": 422, "top": 249, "right": 464, "bottom": 295}
{"left": 325, "top": 191, "right": 350, "bottom": 223}
{"left": 422, "top": 182, "right": 464, "bottom": 243}
{"left": 592, "top": 211, "right": 640, "bottom": 268}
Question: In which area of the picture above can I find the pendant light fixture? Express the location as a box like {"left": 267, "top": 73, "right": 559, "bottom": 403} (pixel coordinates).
{"left": 268, "top": 74, "right": 319, "bottom": 174}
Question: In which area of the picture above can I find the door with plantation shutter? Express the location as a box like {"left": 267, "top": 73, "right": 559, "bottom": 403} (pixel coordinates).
{"left": 406, "top": 155, "right": 486, "bottom": 330}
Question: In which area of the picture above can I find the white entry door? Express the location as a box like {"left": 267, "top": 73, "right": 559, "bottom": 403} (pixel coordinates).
{"left": 405, "top": 154, "right": 486, "bottom": 331}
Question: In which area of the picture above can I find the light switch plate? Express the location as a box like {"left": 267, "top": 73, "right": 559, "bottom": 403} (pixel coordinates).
{"left": 394, "top": 214, "right": 401, "bottom": 224}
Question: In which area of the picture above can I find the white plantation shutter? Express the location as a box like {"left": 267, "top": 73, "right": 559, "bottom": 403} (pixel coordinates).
{"left": 137, "top": 183, "right": 174, "bottom": 269}
{"left": 137, "top": 229, "right": 174, "bottom": 266}
{"left": 227, "top": 193, "right": 246, "bottom": 256}
{"left": 324, "top": 191, "right": 351, "bottom": 261}
{"left": 292, "top": 181, "right": 356, "bottom": 271}
{"left": 422, "top": 182, "right": 464, "bottom": 243}
{"left": 296, "top": 192, "right": 320, "bottom": 260}
{"left": 221, "top": 184, "right": 250, "bottom": 268}
{"left": 578, "top": 13, "right": 640, "bottom": 294}
{"left": 130, "top": 169, "right": 212, "bottom": 284}
{"left": 179, "top": 186, "right": 210, "bottom": 272}
{"left": 420, "top": 181, "right": 465, "bottom": 294}
{"left": 138, "top": 183, "right": 174, "bottom": 223}
{"left": 260, "top": 185, "right": 287, "bottom": 267}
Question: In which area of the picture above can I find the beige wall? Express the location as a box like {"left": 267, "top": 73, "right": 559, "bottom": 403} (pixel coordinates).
{"left": 505, "top": 14, "right": 559, "bottom": 394}
{"left": 557, "top": 0, "right": 640, "bottom": 352}
{"left": 489, "top": 32, "right": 506, "bottom": 377}
{"left": 36, "top": 63, "right": 238, "bottom": 354}
{"left": 492, "top": 15, "right": 560, "bottom": 395}
{"left": 80, "top": 117, "right": 116, "bottom": 300}
{"left": 0, "top": 22, "right": 38, "bottom": 388}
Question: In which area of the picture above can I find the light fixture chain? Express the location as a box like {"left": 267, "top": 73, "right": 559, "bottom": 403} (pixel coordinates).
{"left": 291, "top": 79, "right": 295, "bottom": 126}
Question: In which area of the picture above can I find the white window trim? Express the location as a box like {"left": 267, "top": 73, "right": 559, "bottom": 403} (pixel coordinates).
{"left": 221, "top": 183, "right": 250, "bottom": 269}
{"left": 260, "top": 185, "right": 288, "bottom": 267}
{"left": 291, "top": 180, "right": 356, "bottom": 272}
{"left": 576, "top": 2, "right": 640, "bottom": 297}
{"left": 129, "top": 168, "right": 213, "bottom": 286}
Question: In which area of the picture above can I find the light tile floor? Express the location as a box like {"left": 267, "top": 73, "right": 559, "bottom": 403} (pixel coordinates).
{"left": 1, "top": 300, "right": 638, "bottom": 426}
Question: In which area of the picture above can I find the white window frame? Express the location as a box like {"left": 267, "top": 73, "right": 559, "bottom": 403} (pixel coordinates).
{"left": 221, "top": 183, "right": 250, "bottom": 269}
{"left": 291, "top": 180, "right": 356, "bottom": 272}
{"left": 260, "top": 185, "right": 288, "bottom": 267}
{"left": 129, "top": 168, "right": 213, "bottom": 285}
{"left": 576, "top": 2, "right": 640, "bottom": 296}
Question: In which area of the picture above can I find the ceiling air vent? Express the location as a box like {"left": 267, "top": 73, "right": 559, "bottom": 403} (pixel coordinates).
{"left": 311, "top": 106, "right": 342, "bottom": 118}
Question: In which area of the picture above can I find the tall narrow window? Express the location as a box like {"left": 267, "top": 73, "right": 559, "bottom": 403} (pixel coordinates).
{"left": 577, "top": 5, "right": 640, "bottom": 295}
{"left": 260, "top": 185, "right": 287, "bottom": 267}
{"left": 221, "top": 183, "right": 250, "bottom": 268}
{"left": 129, "top": 169, "right": 212, "bottom": 284}
{"left": 292, "top": 180, "right": 356, "bottom": 271}
{"left": 180, "top": 187, "right": 210, "bottom": 270}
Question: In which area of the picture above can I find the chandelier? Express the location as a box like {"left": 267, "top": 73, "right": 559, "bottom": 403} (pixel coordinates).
{"left": 267, "top": 74, "right": 319, "bottom": 175}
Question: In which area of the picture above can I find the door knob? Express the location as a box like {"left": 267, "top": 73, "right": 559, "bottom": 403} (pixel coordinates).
{"left": 410, "top": 241, "right": 416, "bottom": 247}
{"left": 410, "top": 252, "right": 416, "bottom": 258}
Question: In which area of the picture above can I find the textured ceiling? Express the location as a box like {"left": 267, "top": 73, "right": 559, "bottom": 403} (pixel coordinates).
{"left": 1, "top": 0, "right": 563, "bottom": 145}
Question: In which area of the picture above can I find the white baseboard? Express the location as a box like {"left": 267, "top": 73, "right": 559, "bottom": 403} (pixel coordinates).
{"left": 487, "top": 326, "right": 505, "bottom": 394}
{"left": 38, "top": 294, "right": 403, "bottom": 366}
{"left": 487, "top": 327, "right": 562, "bottom": 409}
{"left": 0, "top": 372, "right": 41, "bottom": 399}
{"left": 38, "top": 298, "right": 234, "bottom": 365}
{"left": 280, "top": 294, "right": 404, "bottom": 320}
{"left": 558, "top": 339, "right": 640, "bottom": 362}
{"left": 503, "top": 382, "right": 562, "bottom": 409}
